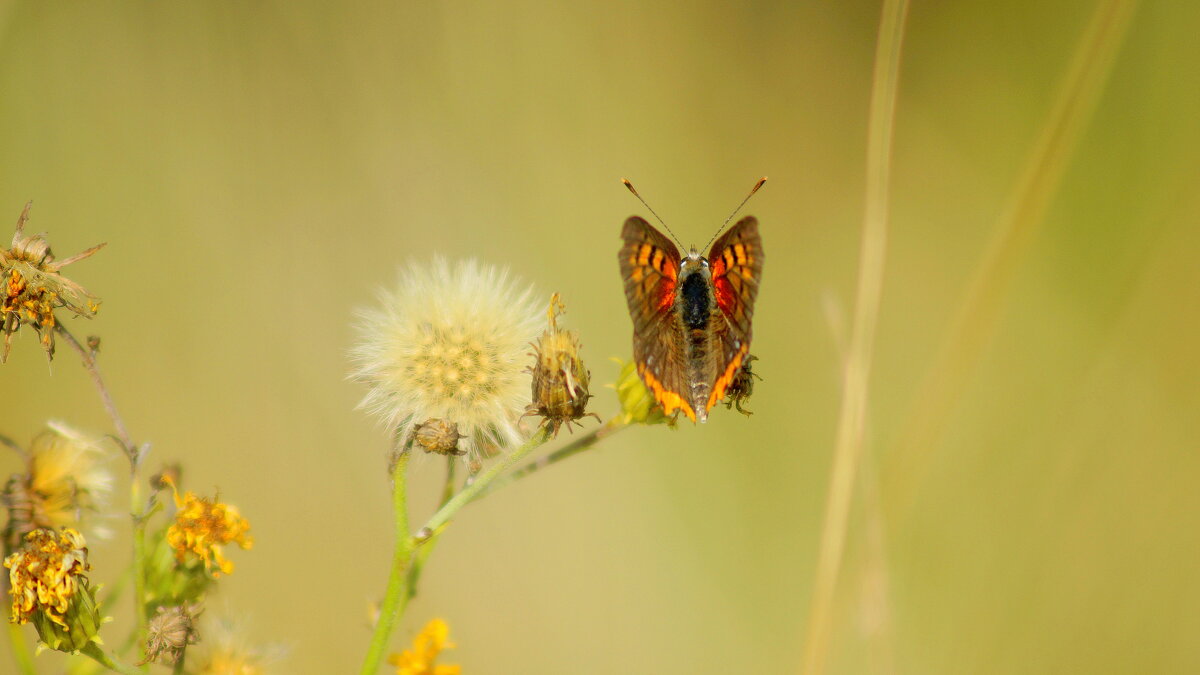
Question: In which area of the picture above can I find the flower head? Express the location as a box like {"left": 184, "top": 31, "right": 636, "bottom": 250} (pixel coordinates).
{"left": 163, "top": 477, "right": 252, "bottom": 577}
{"left": 2, "top": 421, "right": 114, "bottom": 553}
{"left": 0, "top": 202, "right": 105, "bottom": 362}
{"left": 351, "top": 258, "right": 542, "bottom": 460}
{"left": 388, "top": 618, "right": 461, "bottom": 675}
{"left": 4, "top": 527, "right": 103, "bottom": 652}
{"left": 141, "top": 603, "right": 202, "bottom": 666}
{"left": 721, "top": 353, "right": 760, "bottom": 416}
{"left": 526, "top": 293, "right": 597, "bottom": 435}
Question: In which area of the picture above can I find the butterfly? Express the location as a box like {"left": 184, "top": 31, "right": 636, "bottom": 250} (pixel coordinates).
{"left": 618, "top": 179, "right": 765, "bottom": 423}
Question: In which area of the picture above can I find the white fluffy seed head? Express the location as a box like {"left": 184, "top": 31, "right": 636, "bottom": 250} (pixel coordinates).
{"left": 350, "top": 258, "right": 543, "bottom": 460}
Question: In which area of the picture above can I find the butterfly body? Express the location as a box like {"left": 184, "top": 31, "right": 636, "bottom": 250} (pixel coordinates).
{"left": 619, "top": 216, "right": 763, "bottom": 423}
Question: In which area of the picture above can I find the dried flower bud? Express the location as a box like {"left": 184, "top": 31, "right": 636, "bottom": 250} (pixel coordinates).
{"left": 4, "top": 528, "right": 104, "bottom": 653}
{"left": 412, "top": 419, "right": 465, "bottom": 456}
{"left": 141, "top": 604, "right": 202, "bottom": 666}
{"left": 0, "top": 202, "right": 105, "bottom": 362}
{"left": 525, "top": 294, "right": 598, "bottom": 435}
{"left": 721, "top": 354, "right": 760, "bottom": 416}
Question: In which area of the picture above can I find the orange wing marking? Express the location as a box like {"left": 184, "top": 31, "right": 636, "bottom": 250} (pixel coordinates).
{"left": 638, "top": 363, "right": 696, "bottom": 422}
{"left": 706, "top": 343, "right": 750, "bottom": 411}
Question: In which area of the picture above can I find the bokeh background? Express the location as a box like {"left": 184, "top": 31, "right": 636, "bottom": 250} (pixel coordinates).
{"left": 2, "top": 1, "right": 1199, "bottom": 673}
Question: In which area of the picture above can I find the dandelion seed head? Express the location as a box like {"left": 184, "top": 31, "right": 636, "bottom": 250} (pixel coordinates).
{"left": 351, "top": 258, "right": 542, "bottom": 460}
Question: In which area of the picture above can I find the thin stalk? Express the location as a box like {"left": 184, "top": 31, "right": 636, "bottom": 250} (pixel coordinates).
{"left": 6, "top": 622, "right": 35, "bottom": 675}
{"left": 480, "top": 419, "right": 624, "bottom": 497}
{"left": 81, "top": 642, "right": 142, "bottom": 675}
{"left": 421, "top": 426, "right": 551, "bottom": 536}
{"left": 54, "top": 326, "right": 135, "bottom": 460}
{"left": 56, "top": 325, "right": 150, "bottom": 658}
{"left": 439, "top": 455, "right": 457, "bottom": 507}
{"left": 883, "top": 0, "right": 1138, "bottom": 521}
{"left": 800, "top": 0, "right": 910, "bottom": 673}
{"left": 358, "top": 450, "right": 414, "bottom": 675}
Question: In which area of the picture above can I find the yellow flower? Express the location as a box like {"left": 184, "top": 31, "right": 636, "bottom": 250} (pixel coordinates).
{"left": 163, "top": 477, "right": 252, "bottom": 577}
{"left": 2, "top": 422, "right": 114, "bottom": 553}
{"left": 0, "top": 202, "right": 105, "bottom": 362}
{"left": 351, "top": 258, "right": 542, "bottom": 461}
{"left": 5, "top": 528, "right": 90, "bottom": 627}
{"left": 4, "top": 528, "right": 104, "bottom": 652}
{"left": 388, "top": 619, "right": 461, "bottom": 675}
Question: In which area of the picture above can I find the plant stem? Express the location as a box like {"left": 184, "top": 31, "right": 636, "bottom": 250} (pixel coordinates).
{"left": 56, "top": 325, "right": 151, "bottom": 661}
{"left": 6, "top": 622, "right": 35, "bottom": 675}
{"left": 55, "top": 326, "right": 136, "bottom": 460}
{"left": 439, "top": 455, "right": 457, "bottom": 507}
{"left": 421, "top": 426, "right": 551, "bottom": 536}
{"left": 358, "top": 450, "right": 414, "bottom": 675}
{"left": 800, "top": 0, "right": 909, "bottom": 673}
{"left": 81, "top": 641, "right": 143, "bottom": 675}
{"left": 883, "top": 0, "right": 1139, "bottom": 521}
{"left": 479, "top": 419, "right": 623, "bottom": 497}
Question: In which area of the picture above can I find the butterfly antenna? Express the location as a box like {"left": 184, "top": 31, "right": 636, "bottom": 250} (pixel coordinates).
{"left": 622, "top": 178, "right": 686, "bottom": 249}
{"left": 703, "top": 176, "right": 767, "bottom": 252}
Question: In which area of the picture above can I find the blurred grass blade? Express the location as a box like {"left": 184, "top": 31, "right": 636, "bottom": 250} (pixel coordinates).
{"left": 884, "top": 0, "right": 1139, "bottom": 520}
{"left": 800, "top": 0, "right": 911, "bottom": 673}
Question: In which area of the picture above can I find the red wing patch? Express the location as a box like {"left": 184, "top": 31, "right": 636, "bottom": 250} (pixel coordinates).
{"left": 619, "top": 217, "right": 691, "bottom": 419}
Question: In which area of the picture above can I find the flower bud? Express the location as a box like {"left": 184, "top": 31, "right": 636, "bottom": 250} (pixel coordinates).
{"left": 526, "top": 294, "right": 597, "bottom": 435}
{"left": 721, "top": 354, "right": 760, "bottom": 416}
{"left": 412, "top": 419, "right": 465, "bottom": 456}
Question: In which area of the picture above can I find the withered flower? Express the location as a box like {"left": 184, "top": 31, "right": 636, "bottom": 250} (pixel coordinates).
{"left": 2, "top": 422, "right": 114, "bottom": 554}
{"left": 721, "top": 354, "right": 761, "bottom": 416}
{"left": 0, "top": 202, "right": 105, "bottom": 362}
{"left": 4, "top": 527, "right": 104, "bottom": 653}
{"left": 525, "top": 293, "right": 598, "bottom": 435}
{"left": 141, "top": 603, "right": 202, "bottom": 666}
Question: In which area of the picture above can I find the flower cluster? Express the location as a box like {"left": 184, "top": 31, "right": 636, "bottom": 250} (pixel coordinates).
{"left": 0, "top": 202, "right": 105, "bottom": 362}
{"left": 164, "top": 476, "right": 253, "bottom": 577}
{"left": 389, "top": 618, "right": 461, "bottom": 675}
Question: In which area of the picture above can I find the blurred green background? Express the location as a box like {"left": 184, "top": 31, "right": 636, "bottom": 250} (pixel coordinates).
{"left": 2, "top": 1, "right": 1199, "bottom": 673}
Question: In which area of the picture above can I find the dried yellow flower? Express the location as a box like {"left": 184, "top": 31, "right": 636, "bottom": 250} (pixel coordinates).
{"left": 163, "top": 477, "right": 252, "bottom": 577}
{"left": 4, "top": 528, "right": 103, "bottom": 652}
{"left": 0, "top": 202, "right": 105, "bottom": 362}
{"left": 388, "top": 618, "right": 461, "bottom": 675}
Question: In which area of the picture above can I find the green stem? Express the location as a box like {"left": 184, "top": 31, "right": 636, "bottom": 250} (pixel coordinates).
{"left": 81, "top": 642, "right": 142, "bottom": 675}
{"left": 130, "top": 481, "right": 149, "bottom": 668}
{"left": 55, "top": 325, "right": 151, "bottom": 663}
{"left": 479, "top": 419, "right": 624, "bottom": 498}
{"left": 421, "top": 426, "right": 551, "bottom": 536}
{"left": 6, "top": 622, "right": 35, "bottom": 675}
{"left": 358, "top": 450, "right": 414, "bottom": 675}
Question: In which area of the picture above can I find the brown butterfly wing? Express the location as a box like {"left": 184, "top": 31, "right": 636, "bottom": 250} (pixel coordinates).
{"left": 705, "top": 216, "right": 763, "bottom": 411}
{"left": 618, "top": 217, "right": 695, "bottom": 420}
